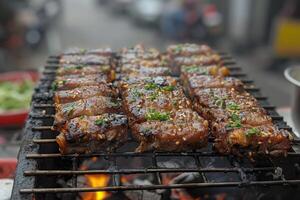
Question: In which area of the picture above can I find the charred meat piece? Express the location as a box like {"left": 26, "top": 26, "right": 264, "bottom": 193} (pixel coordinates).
{"left": 167, "top": 43, "right": 214, "bottom": 56}
{"left": 62, "top": 47, "right": 112, "bottom": 56}
{"left": 121, "top": 66, "right": 171, "bottom": 77}
{"left": 56, "top": 114, "right": 128, "bottom": 154}
{"left": 56, "top": 65, "right": 113, "bottom": 76}
{"left": 120, "top": 77, "right": 191, "bottom": 124}
{"left": 192, "top": 88, "right": 268, "bottom": 123}
{"left": 184, "top": 76, "right": 244, "bottom": 98}
{"left": 180, "top": 65, "right": 230, "bottom": 78}
{"left": 123, "top": 86, "right": 191, "bottom": 124}
{"left": 213, "top": 124, "right": 291, "bottom": 156}
{"left": 209, "top": 109, "right": 272, "bottom": 136}
{"left": 54, "top": 85, "right": 118, "bottom": 104}
{"left": 166, "top": 44, "right": 222, "bottom": 75}
{"left": 131, "top": 109, "right": 209, "bottom": 152}
{"left": 60, "top": 55, "right": 111, "bottom": 65}
{"left": 54, "top": 96, "right": 121, "bottom": 126}
{"left": 120, "top": 46, "right": 160, "bottom": 60}
{"left": 120, "top": 58, "right": 167, "bottom": 67}
{"left": 192, "top": 88, "right": 258, "bottom": 110}
{"left": 190, "top": 87, "right": 291, "bottom": 156}
{"left": 52, "top": 75, "right": 109, "bottom": 91}
{"left": 119, "top": 76, "right": 177, "bottom": 90}
{"left": 173, "top": 54, "right": 222, "bottom": 66}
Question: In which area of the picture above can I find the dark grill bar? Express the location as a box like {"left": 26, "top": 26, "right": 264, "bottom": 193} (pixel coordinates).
{"left": 20, "top": 179, "right": 300, "bottom": 194}
{"left": 12, "top": 48, "right": 300, "bottom": 200}
{"left": 24, "top": 167, "right": 276, "bottom": 175}
{"left": 24, "top": 150, "right": 300, "bottom": 158}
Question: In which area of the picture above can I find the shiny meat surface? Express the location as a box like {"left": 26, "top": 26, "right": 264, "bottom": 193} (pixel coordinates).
{"left": 185, "top": 76, "right": 244, "bottom": 98}
{"left": 122, "top": 85, "right": 191, "bottom": 124}
{"left": 192, "top": 88, "right": 271, "bottom": 128}
{"left": 121, "top": 66, "right": 171, "bottom": 77}
{"left": 173, "top": 54, "right": 222, "bottom": 66}
{"left": 118, "top": 74, "right": 209, "bottom": 152}
{"left": 214, "top": 124, "right": 291, "bottom": 156}
{"left": 54, "top": 96, "right": 121, "bottom": 126}
{"left": 120, "top": 58, "right": 168, "bottom": 67}
{"left": 52, "top": 75, "right": 109, "bottom": 91}
{"left": 131, "top": 109, "right": 209, "bottom": 152}
{"left": 56, "top": 65, "right": 112, "bottom": 76}
{"left": 54, "top": 85, "right": 118, "bottom": 104}
{"left": 120, "top": 76, "right": 191, "bottom": 124}
{"left": 167, "top": 43, "right": 213, "bottom": 56}
{"left": 62, "top": 47, "right": 112, "bottom": 56}
{"left": 119, "top": 76, "right": 178, "bottom": 90}
{"left": 180, "top": 65, "right": 230, "bottom": 77}
{"left": 56, "top": 114, "right": 128, "bottom": 154}
{"left": 192, "top": 88, "right": 259, "bottom": 110}
{"left": 120, "top": 46, "right": 160, "bottom": 61}
{"left": 60, "top": 55, "right": 111, "bottom": 65}
{"left": 186, "top": 82, "right": 291, "bottom": 156}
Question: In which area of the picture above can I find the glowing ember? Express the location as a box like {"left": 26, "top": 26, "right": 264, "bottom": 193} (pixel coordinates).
{"left": 83, "top": 174, "right": 110, "bottom": 200}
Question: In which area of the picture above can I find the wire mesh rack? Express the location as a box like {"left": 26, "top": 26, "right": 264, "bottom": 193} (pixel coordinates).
{"left": 12, "top": 54, "right": 300, "bottom": 199}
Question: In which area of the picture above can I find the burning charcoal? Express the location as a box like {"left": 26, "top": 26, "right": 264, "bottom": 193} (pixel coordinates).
{"left": 121, "top": 174, "right": 162, "bottom": 200}
{"left": 123, "top": 190, "right": 162, "bottom": 200}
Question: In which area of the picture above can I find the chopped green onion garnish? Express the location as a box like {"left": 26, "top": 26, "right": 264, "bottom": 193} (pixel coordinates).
{"left": 144, "top": 82, "right": 158, "bottom": 90}
{"left": 245, "top": 127, "right": 260, "bottom": 137}
{"left": 145, "top": 109, "right": 170, "bottom": 121}
{"left": 226, "top": 102, "right": 240, "bottom": 110}
{"left": 95, "top": 118, "right": 108, "bottom": 126}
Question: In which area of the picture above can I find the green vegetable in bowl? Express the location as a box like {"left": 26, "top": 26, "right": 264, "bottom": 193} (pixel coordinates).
{"left": 0, "top": 80, "right": 35, "bottom": 112}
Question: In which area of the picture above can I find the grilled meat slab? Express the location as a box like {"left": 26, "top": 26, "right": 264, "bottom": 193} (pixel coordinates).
{"left": 56, "top": 114, "right": 128, "bottom": 154}
{"left": 214, "top": 125, "right": 291, "bottom": 156}
{"left": 120, "top": 46, "right": 160, "bottom": 60}
{"left": 54, "top": 85, "right": 118, "bottom": 104}
{"left": 62, "top": 47, "right": 112, "bottom": 56}
{"left": 123, "top": 86, "right": 191, "bottom": 124}
{"left": 131, "top": 109, "right": 209, "bottom": 152}
{"left": 167, "top": 43, "right": 214, "bottom": 56}
{"left": 121, "top": 66, "right": 171, "bottom": 77}
{"left": 118, "top": 75, "right": 209, "bottom": 152}
{"left": 184, "top": 76, "right": 244, "bottom": 98}
{"left": 60, "top": 55, "right": 111, "bottom": 65}
{"left": 192, "top": 88, "right": 271, "bottom": 129}
{"left": 120, "top": 76, "right": 191, "bottom": 124}
{"left": 120, "top": 57, "right": 166, "bottom": 66}
{"left": 172, "top": 54, "right": 222, "bottom": 66}
{"left": 56, "top": 65, "right": 113, "bottom": 76}
{"left": 180, "top": 65, "right": 230, "bottom": 78}
{"left": 52, "top": 75, "right": 109, "bottom": 91}
{"left": 182, "top": 75, "right": 292, "bottom": 156}
{"left": 54, "top": 96, "right": 121, "bottom": 126}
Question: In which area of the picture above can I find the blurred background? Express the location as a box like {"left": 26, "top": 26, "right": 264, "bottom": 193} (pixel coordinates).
{"left": 0, "top": 0, "right": 299, "bottom": 106}
{"left": 0, "top": 0, "right": 300, "bottom": 182}
{"left": 0, "top": 1, "right": 300, "bottom": 197}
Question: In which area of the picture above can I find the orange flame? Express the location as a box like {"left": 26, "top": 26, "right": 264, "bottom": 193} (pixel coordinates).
{"left": 83, "top": 174, "right": 110, "bottom": 200}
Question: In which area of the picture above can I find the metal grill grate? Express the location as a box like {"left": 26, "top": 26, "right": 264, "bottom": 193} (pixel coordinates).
{"left": 13, "top": 54, "right": 300, "bottom": 199}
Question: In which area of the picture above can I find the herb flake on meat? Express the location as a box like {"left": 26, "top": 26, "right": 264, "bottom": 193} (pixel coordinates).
{"left": 226, "top": 102, "right": 240, "bottom": 111}
{"left": 245, "top": 127, "right": 261, "bottom": 137}
{"left": 227, "top": 113, "right": 242, "bottom": 128}
{"left": 95, "top": 118, "right": 108, "bottom": 126}
{"left": 144, "top": 82, "right": 158, "bottom": 90}
{"left": 145, "top": 109, "right": 170, "bottom": 121}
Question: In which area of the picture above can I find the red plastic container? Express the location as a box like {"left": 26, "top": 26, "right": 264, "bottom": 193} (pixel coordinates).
{"left": 0, "top": 158, "right": 17, "bottom": 178}
{"left": 0, "top": 71, "right": 39, "bottom": 127}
